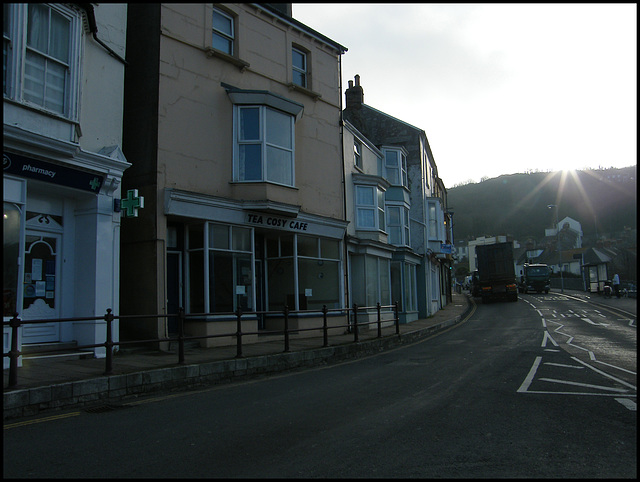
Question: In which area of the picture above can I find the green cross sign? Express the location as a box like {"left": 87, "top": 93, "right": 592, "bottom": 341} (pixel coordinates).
{"left": 121, "top": 189, "right": 144, "bottom": 217}
{"left": 89, "top": 177, "right": 101, "bottom": 191}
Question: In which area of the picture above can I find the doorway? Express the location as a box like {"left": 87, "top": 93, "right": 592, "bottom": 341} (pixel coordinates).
{"left": 22, "top": 229, "right": 61, "bottom": 344}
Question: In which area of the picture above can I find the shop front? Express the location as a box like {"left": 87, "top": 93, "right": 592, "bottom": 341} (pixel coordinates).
{"left": 3, "top": 134, "right": 130, "bottom": 365}
{"left": 164, "top": 189, "right": 348, "bottom": 347}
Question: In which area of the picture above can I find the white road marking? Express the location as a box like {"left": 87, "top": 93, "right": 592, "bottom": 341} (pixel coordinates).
{"left": 615, "top": 398, "right": 637, "bottom": 411}
{"left": 543, "top": 362, "right": 584, "bottom": 369}
{"left": 517, "top": 356, "right": 541, "bottom": 393}
{"left": 542, "top": 331, "right": 558, "bottom": 347}
{"left": 571, "top": 356, "right": 637, "bottom": 391}
{"left": 537, "top": 377, "right": 630, "bottom": 393}
{"left": 581, "top": 317, "right": 609, "bottom": 327}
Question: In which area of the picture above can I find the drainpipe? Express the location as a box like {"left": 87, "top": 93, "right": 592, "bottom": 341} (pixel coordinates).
{"left": 76, "top": 3, "right": 128, "bottom": 66}
{"left": 339, "top": 53, "right": 350, "bottom": 314}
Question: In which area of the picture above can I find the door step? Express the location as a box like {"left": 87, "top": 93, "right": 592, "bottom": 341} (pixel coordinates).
{"left": 21, "top": 342, "right": 94, "bottom": 360}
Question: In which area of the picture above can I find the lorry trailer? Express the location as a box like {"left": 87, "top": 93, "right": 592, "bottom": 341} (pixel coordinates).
{"left": 475, "top": 242, "right": 518, "bottom": 303}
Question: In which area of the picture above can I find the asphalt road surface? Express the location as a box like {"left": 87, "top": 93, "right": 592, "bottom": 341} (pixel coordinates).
{"left": 4, "top": 293, "right": 636, "bottom": 478}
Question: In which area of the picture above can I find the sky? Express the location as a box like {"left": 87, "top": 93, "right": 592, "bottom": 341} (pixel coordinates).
{"left": 292, "top": 3, "right": 637, "bottom": 188}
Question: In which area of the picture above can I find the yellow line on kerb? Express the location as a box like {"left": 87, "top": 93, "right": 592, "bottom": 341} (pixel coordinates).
{"left": 4, "top": 411, "right": 80, "bottom": 430}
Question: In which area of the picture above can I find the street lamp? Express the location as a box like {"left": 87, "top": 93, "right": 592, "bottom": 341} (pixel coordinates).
{"left": 547, "top": 204, "right": 564, "bottom": 293}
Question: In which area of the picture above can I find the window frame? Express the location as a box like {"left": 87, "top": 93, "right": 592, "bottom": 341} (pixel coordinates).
{"left": 353, "top": 140, "right": 362, "bottom": 170}
{"left": 383, "top": 147, "right": 408, "bottom": 188}
{"left": 355, "top": 183, "right": 385, "bottom": 232}
{"left": 233, "top": 104, "right": 296, "bottom": 187}
{"left": 3, "top": 3, "right": 81, "bottom": 121}
{"left": 211, "top": 6, "right": 235, "bottom": 56}
{"left": 386, "top": 203, "right": 410, "bottom": 247}
{"left": 291, "top": 46, "right": 308, "bottom": 88}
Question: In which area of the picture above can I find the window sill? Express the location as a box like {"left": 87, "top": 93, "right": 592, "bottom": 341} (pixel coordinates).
{"left": 205, "top": 47, "right": 250, "bottom": 71}
{"left": 287, "top": 83, "right": 321, "bottom": 101}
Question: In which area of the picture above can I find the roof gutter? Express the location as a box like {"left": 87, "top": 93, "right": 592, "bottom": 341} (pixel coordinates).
{"left": 76, "top": 3, "right": 128, "bottom": 66}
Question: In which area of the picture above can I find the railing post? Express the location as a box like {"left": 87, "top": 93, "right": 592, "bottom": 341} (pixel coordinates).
{"left": 235, "top": 308, "right": 244, "bottom": 358}
{"left": 178, "top": 307, "right": 185, "bottom": 364}
{"left": 353, "top": 304, "right": 359, "bottom": 343}
{"left": 377, "top": 302, "right": 382, "bottom": 338}
{"left": 394, "top": 301, "right": 400, "bottom": 335}
{"left": 283, "top": 305, "right": 290, "bottom": 352}
{"left": 104, "top": 309, "right": 114, "bottom": 375}
{"left": 8, "top": 313, "right": 21, "bottom": 388}
{"left": 322, "top": 305, "right": 328, "bottom": 347}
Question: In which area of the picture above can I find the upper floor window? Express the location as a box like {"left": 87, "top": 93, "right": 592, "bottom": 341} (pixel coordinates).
{"left": 355, "top": 184, "right": 385, "bottom": 232}
{"left": 428, "top": 202, "right": 438, "bottom": 239}
{"left": 384, "top": 148, "right": 408, "bottom": 188}
{"left": 3, "top": 4, "right": 80, "bottom": 119}
{"left": 353, "top": 140, "right": 362, "bottom": 170}
{"left": 212, "top": 7, "right": 234, "bottom": 55}
{"left": 234, "top": 105, "right": 295, "bottom": 186}
{"left": 386, "top": 204, "right": 410, "bottom": 247}
{"left": 292, "top": 47, "right": 307, "bottom": 88}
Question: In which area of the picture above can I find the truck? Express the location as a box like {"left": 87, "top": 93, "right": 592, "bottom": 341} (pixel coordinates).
{"left": 518, "top": 263, "right": 551, "bottom": 294}
{"left": 475, "top": 242, "right": 518, "bottom": 303}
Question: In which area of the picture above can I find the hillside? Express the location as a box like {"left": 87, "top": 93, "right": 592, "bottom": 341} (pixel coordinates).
{"left": 447, "top": 166, "right": 637, "bottom": 243}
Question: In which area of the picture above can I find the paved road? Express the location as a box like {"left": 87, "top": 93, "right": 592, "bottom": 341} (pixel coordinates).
{"left": 4, "top": 294, "right": 636, "bottom": 478}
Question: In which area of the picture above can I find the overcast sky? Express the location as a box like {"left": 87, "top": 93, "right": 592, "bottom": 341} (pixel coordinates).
{"left": 292, "top": 3, "right": 637, "bottom": 188}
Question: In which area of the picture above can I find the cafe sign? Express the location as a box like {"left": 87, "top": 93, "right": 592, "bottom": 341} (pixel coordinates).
{"left": 246, "top": 213, "right": 309, "bottom": 232}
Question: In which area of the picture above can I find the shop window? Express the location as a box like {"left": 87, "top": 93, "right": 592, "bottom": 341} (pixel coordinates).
{"left": 3, "top": 203, "right": 22, "bottom": 315}
{"left": 186, "top": 223, "right": 253, "bottom": 314}
{"left": 351, "top": 254, "right": 390, "bottom": 307}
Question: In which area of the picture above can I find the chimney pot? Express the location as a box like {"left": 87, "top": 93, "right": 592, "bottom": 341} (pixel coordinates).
{"left": 355, "top": 74, "right": 360, "bottom": 86}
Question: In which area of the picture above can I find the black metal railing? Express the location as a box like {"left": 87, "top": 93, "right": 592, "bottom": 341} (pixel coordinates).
{"left": 3, "top": 302, "right": 399, "bottom": 388}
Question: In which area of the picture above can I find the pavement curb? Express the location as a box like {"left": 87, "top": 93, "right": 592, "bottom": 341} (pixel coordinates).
{"left": 3, "top": 303, "right": 472, "bottom": 421}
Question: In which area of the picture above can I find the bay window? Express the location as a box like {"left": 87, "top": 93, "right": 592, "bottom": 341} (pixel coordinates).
{"left": 386, "top": 203, "right": 410, "bottom": 246}
{"left": 235, "top": 105, "right": 295, "bottom": 186}
{"left": 383, "top": 148, "right": 408, "bottom": 188}
{"left": 355, "top": 184, "right": 385, "bottom": 231}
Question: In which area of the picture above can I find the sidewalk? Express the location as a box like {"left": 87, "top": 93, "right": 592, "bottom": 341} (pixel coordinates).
{"left": 4, "top": 292, "right": 474, "bottom": 420}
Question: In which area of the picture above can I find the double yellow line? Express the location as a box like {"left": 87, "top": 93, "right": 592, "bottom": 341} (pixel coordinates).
{"left": 4, "top": 411, "right": 80, "bottom": 430}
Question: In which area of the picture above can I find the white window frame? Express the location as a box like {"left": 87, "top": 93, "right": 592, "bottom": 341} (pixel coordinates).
{"left": 428, "top": 201, "right": 439, "bottom": 240}
{"left": 291, "top": 46, "right": 307, "bottom": 88}
{"left": 353, "top": 140, "right": 362, "bottom": 170}
{"left": 212, "top": 7, "right": 234, "bottom": 56}
{"left": 233, "top": 104, "right": 295, "bottom": 187}
{"left": 383, "top": 148, "right": 408, "bottom": 188}
{"left": 4, "top": 4, "right": 81, "bottom": 120}
{"left": 355, "top": 184, "right": 385, "bottom": 232}
{"left": 386, "top": 203, "right": 410, "bottom": 247}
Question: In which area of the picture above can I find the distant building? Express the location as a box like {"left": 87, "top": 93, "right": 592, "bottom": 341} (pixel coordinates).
{"left": 343, "top": 75, "right": 453, "bottom": 316}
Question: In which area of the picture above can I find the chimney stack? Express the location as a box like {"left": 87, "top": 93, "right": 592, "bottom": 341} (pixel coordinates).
{"left": 345, "top": 74, "right": 363, "bottom": 108}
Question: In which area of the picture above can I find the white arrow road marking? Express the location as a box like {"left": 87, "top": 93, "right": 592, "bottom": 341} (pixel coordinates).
{"left": 581, "top": 317, "right": 609, "bottom": 326}
{"left": 542, "top": 330, "right": 558, "bottom": 347}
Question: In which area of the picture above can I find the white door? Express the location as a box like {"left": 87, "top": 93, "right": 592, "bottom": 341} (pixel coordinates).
{"left": 22, "top": 230, "right": 62, "bottom": 344}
